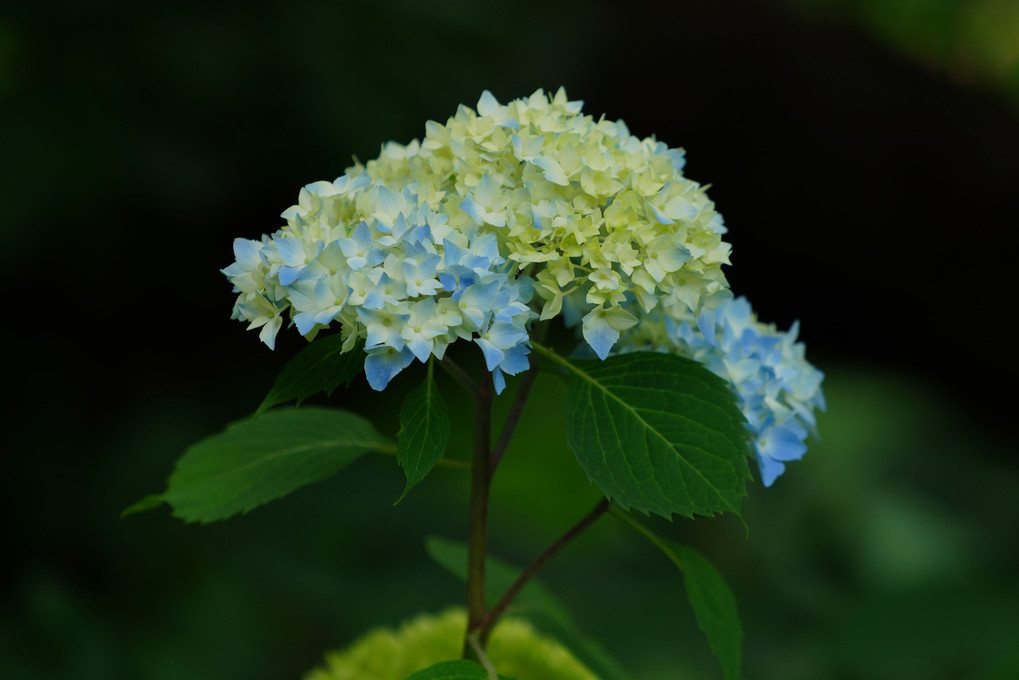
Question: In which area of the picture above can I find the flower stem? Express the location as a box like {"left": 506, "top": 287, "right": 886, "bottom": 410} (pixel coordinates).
{"left": 477, "top": 497, "right": 611, "bottom": 645}
{"left": 463, "top": 377, "right": 493, "bottom": 660}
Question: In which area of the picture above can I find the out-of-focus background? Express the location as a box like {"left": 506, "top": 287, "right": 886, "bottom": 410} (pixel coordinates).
{"left": 2, "top": 1, "right": 1017, "bottom": 678}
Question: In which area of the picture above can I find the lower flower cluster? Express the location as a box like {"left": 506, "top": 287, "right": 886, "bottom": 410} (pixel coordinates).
{"left": 305, "top": 609, "right": 596, "bottom": 680}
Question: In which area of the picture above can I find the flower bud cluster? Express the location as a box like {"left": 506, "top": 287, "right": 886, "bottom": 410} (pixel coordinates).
{"left": 224, "top": 89, "right": 733, "bottom": 391}
{"left": 616, "top": 297, "right": 826, "bottom": 485}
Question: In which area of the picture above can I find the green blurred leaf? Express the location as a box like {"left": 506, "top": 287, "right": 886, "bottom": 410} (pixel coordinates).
{"left": 164, "top": 407, "right": 393, "bottom": 523}
{"left": 532, "top": 345, "right": 751, "bottom": 519}
{"left": 119, "top": 493, "right": 166, "bottom": 518}
{"left": 670, "top": 544, "right": 742, "bottom": 680}
{"left": 397, "top": 361, "right": 450, "bottom": 503}
{"left": 425, "top": 536, "right": 633, "bottom": 680}
{"left": 612, "top": 508, "right": 742, "bottom": 680}
{"left": 404, "top": 659, "right": 515, "bottom": 680}
{"left": 256, "top": 334, "right": 363, "bottom": 415}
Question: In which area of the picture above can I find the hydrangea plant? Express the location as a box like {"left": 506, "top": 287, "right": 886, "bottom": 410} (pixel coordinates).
{"left": 126, "top": 89, "right": 825, "bottom": 680}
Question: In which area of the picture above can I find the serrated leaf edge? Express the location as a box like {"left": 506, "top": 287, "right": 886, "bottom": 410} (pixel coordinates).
{"left": 533, "top": 344, "right": 747, "bottom": 516}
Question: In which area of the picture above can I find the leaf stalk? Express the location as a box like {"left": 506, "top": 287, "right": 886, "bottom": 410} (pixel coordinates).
{"left": 489, "top": 364, "right": 538, "bottom": 472}
{"left": 440, "top": 355, "right": 481, "bottom": 398}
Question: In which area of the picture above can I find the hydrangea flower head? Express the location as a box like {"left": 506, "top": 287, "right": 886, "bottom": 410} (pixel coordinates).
{"left": 617, "top": 297, "right": 826, "bottom": 486}
{"left": 224, "top": 89, "right": 734, "bottom": 391}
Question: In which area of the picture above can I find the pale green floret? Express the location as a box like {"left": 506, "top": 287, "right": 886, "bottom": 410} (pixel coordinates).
{"left": 304, "top": 609, "right": 598, "bottom": 680}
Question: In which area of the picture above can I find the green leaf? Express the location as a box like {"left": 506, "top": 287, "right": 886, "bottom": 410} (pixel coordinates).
{"left": 256, "top": 334, "right": 363, "bottom": 415}
{"left": 612, "top": 508, "right": 742, "bottom": 680}
{"left": 425, "top": 537, "right": 633, "bottom": 680}
{"left": 164, "top": 407, "right": 393, "bottom": 523}
{"left": 531, "top": 344, "right": 751, "bottom": 519}
{"left": 120, "top": 493, "right": 166, "bottom": 518}
{"left": 397, "top": 360, "right": 450, "bottom": 503}
{"left": 404, "top": 659, "right": 515, "bottom": 680}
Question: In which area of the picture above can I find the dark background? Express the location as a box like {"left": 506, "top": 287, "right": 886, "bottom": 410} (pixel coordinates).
{"left": 3, "top": 1, "right": 1017, "bottom": 679}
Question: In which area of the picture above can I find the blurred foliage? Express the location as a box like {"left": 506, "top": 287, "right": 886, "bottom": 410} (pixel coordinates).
{"left": 3, "top": 362, "right": 1018, "bottom": 679}
{"left": 781, "top": 0, "right": 1019, "bottom": 105}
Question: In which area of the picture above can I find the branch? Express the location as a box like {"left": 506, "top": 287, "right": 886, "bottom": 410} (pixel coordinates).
{"left": 478, "top": 498, "right": 611, "bottom": 644}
